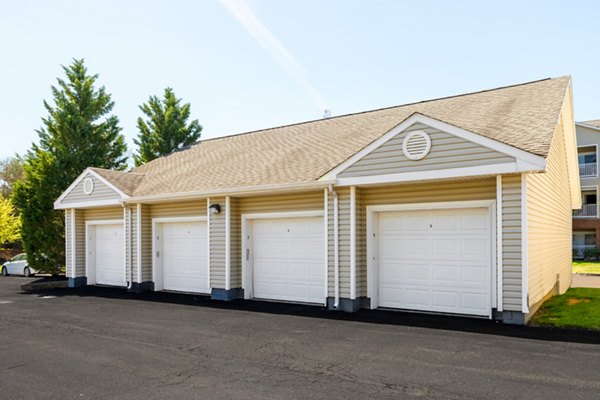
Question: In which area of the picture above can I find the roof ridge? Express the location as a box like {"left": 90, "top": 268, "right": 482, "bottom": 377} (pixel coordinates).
{"left": 185, "top": 76, "right": 563, "bottom": 148}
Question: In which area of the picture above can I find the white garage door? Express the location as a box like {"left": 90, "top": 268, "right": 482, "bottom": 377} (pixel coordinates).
{"left": 252, "top": 216, "right": 324, "bottom": 304}
{"left": 161, "top": 221, "right": 209, "bottom": 294}
{"left": 94, "top": 224, "right": 126, "bottom": 287}
{"left": 377, "top": 207, "right": 492, "bottom": 316}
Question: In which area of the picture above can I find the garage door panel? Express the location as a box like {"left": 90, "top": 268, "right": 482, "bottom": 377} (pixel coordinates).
{"left": 252, "top": 216, "right": 324, "bottom": 304}
{"left": 162, "top": 221, "right": 209, "bottom": 294}
{"left": 94, "top": 224, "right": 125, "bottom": 287}
{"left": 378, "top": 207, "right": 491, "bottom": 316}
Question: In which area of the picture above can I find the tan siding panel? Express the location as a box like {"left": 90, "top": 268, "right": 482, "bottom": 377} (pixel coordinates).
{"left": 62, "top": 173, "right": 121, "bottom": 204}
{"left": 84, "top": 207, "right": 123, "bottom": 221}
{"left": 527, "top": 113, "right": 573, "bottom": 308}
{"left": 327, "top": 187, "right": 351, "bottom": 298}
{"left": 141, "top": 204, "right": 152, "bottom": 282}
{"left": 339, "top": 123, "right": 515, "bottom": 178}
{"left": 502, "top": 175, "right": 522, "bottom": 311}
{"left": 239, "top": 192, "right": 324, "bottom": 214}
{"left": 75, "top": 210, "right": 85, "bottom": 277}
{"left": 229, "top": 197, "right": 242, "bottom": 289}
{"left": 210, "top": 197, "right": 226, "bottom": 289}
{"left": 150, "top": 200, "right": 207, "bottom": 219}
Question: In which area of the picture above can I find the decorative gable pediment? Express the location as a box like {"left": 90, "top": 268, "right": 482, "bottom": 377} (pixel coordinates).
{"left": 54, "top": 169, "right": 127, "bottom": 209}
{"left": 321, "top": 113, "right": 546, "bottom": 185}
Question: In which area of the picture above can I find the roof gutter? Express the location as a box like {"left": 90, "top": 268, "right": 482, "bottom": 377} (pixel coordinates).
{"left": 123, "top": 180, "right": 337, "bottom": 204}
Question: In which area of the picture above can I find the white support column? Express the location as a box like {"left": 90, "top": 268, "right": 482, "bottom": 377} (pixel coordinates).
{"left": 496, "top": 176, "right": 503, "bottom": 312}
{"left": 350, "top": 186, "right": 356, "bottom": 300}
{"left": 71, "top": 209, "right": 76, "bottom": 278}
{"left": 136, "top": 203, "right": 142, "bottom": 283}
{"left": 521, "top": 175, "right": 529, "bottom": 314}
{"left": 225, "top": 196, "right": 231, "bottom": 291}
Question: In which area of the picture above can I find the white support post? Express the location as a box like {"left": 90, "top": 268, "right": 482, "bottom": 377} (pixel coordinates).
{"left": 496, "top": 176, "right": 503, "bottom": 312}
{"left": 350, "top": 186, "right": 356, "bottom": 300}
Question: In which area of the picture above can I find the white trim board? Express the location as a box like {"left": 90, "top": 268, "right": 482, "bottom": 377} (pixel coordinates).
{"left": 54, "top": 168, "right": 130, "bottom": 209}
{"left": 320, "top": 113, "right": 547, "bottom": 181}
{"left": 366, "top": 200, "right": 497, "bottom": 318}
{"left": 335, "top": 163, "right": 539, "bottom": 187}
{"left": 521, "top": 175, "right": 529, "bottom": 314}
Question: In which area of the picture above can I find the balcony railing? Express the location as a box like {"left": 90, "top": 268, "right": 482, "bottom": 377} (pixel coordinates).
{"left": 573, "top": 244, "right": 596, "bottom": 258}
{"left": 573, "top": 204, "right": 598, "bottom": 217}
{"left": 579, "top": 162, "right": 597, "bottom": 177}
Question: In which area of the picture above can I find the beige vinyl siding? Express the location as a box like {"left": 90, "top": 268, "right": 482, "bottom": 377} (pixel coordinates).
{"left": 140, "top": 204, "right": 152, "bottom": 282}
{"left": 149, "top": 200, "right": 206, "bottom": 218}
{"left": 327, "top": 188, "right": 351, "bottom": 298}
{"left": 339, "top": 123, "right": 515, "bottom": 178}
{"left": 125, "top": 204, "right": 138, "bottom": 282}
{"left": 61, "top": 173, "right": 121, "bottom": 204}
{"left": 210, "top": 197, "right": 226, "bottom": 289}
{"left": 502, "top": 175, "right": 522, "bottom": 311}
{"left": 75, "top": 210, "right": 85, "bottom": 277}
{"left": 361, "top": 178, "right": 497, "bottom": 298}
{"left": 527, "top": 115, "right": 573, "bottom": 309}
{"left": 84, "top": 207, "right": 123, "bottom": 221}
{"left": 356, "top": 188, "right": 366, "bottom": 297}
{"left": 229, "top": 197, "right": 242, "bottom": 289}
{"left": 65, "top": 210, "right": 72, "bottom": 277}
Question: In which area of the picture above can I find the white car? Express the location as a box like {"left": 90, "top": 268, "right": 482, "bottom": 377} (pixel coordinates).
{"left": 1, "top": 253, "right": 38, "bottom": 277}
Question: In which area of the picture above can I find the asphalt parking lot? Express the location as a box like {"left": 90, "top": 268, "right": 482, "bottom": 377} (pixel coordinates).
{"left": 1, "top": 276, "right": 599, "bottom": 400}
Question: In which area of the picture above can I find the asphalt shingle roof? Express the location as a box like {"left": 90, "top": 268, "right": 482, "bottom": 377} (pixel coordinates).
{"left": 92, "top": 76, "right": 571, "bottom": 198}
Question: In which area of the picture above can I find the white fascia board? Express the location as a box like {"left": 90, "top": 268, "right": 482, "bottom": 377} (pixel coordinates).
{"left": 335, "top": 162, "right": 534, "bottom": 187}
{"left": 125, "top": 180, "right": 335, "bottom": 204}
{"left": 54, "top": 199, "right": 124, "bottom": 210}
{"left": 54, "top": 167, "right": 129, "bottom": 209}
{"left": 319, "top": 113, "right": 547, "bottom": 181}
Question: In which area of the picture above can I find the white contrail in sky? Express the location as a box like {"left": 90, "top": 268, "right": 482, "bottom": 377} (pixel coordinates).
{"left": 219, "top": 0, "right": 328, "bottom": 112}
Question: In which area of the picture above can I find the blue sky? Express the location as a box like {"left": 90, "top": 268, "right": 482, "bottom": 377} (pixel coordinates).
{"left": 1, "top": 0, "right": 599, "bottom": 160}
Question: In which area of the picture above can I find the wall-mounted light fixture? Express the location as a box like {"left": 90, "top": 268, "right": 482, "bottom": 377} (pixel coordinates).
{"left": 209, "top": 203, "right": 221, "bottom": 214}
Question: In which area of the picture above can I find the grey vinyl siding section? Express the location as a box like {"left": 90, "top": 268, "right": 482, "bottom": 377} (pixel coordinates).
{"left": 210, "top": 197, "right": 226, "bottom": 289}
{"left": 65, "top": 210, "right": 72, "bottom": 277}
{"left": 339, "top": 123, "right": 515, "bottom": 178}
{"left": 229, "top": 197, "right": 242, "bottom": 289}
{"left": 327, "top": 188, "right": 351, "bottom": 298}
{"left": 61, "top": 173, "right": 121, "bottom": 204}
{"left": 141, "top": 204, "right": 152, "bottom": 282}
{"left": 575, "top": 124, "right": 600, "bottom": 188}
{"left": 75, "top": 210, "right": 85, "bottom": 277}
{"left": 502, "top": 175, "right": 522, "bottom": 311}
{"left": 360, "top": 178, "right": 497, "bottom": 298}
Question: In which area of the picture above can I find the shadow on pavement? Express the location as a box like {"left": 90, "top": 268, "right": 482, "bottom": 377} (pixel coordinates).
{"left": 21, "top": 285, "right": 600, "bottom": 345}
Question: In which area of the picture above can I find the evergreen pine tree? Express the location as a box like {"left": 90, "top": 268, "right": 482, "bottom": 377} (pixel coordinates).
{"left": 133, "top": 88, "right": 202, "bottom": 166}
{"left": 13, "top": 59, "right": 127, "bottom": 273}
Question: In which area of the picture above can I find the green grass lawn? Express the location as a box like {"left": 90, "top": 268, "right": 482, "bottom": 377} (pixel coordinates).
{"left": 531, "top": 288, "right": 600, "bottom": 330}
{"left": 572, "top": 261, "right": 600, "bottom": 275}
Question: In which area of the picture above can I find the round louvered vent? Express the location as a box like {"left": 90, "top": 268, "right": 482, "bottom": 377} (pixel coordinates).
{"left": 402, "top": 130, "right": 431, "bottom": 160}
{"left": 83, "top": 177, "right": 94, "bottom": 195}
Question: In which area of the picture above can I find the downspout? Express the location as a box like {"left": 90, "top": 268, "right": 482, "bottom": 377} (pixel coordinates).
{"left": 328, "top": 185, "right": 339, "bottom": 309}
